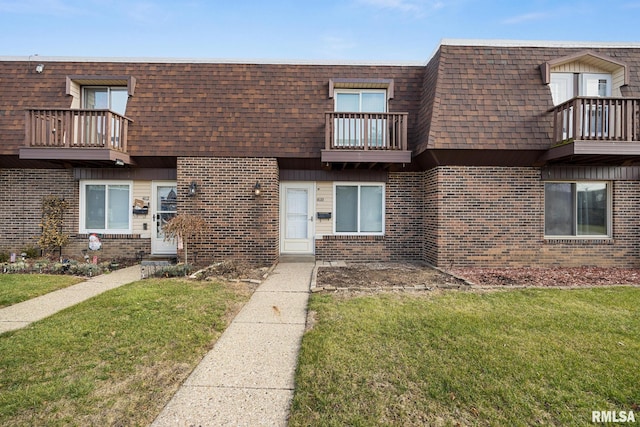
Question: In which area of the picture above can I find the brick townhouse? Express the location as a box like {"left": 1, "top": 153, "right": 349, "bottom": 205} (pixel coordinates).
{"left": 1, "top": 39, "right": 640, "bottom": 268}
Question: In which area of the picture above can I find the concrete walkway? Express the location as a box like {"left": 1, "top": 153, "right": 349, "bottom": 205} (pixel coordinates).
{"left": 0, "top": 264, "right": 141, "bottom": 334}
{"left": 152, "top": 261, "right": 314, "bottom": 427}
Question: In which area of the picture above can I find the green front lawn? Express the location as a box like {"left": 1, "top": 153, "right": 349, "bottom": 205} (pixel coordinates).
{"left": 0, "top": 275, "right": 84, "bottom": 308}
{"left": 290, "top": 288, "right": 640, "bottom": 426}
{"left": 0, "top": 278, "right": 252, "bottom": 426}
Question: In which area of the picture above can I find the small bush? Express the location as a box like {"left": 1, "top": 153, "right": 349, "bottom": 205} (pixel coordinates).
{"left": 21, "top": 246, "right": 41, "bottom": 259}
{"left": 2, "top": 261, "right": 28, "bottom": 273}
{"left": 69, "top": 262, "right": 102, "bottom": 277}
{"left": 154, "top": 263, "right": 192, "bottom": 278}
{"left": 0, "top": 252, "right": 9, "bottom": 263}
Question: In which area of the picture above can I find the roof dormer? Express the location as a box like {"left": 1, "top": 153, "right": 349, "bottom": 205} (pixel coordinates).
{"left": 541, "top": 51, "right": 628, "bottom": 96}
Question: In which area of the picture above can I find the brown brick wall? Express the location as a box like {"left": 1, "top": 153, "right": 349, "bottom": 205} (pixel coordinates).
{"left": 0, "top": 169, "right": 76, "bottom": 255}
{"left": 423, "top": 168, "right": 439, "bottom": 265}
{"left": 315, "top": 235, "right": 387, "bottom": 262}
{"left": 431, "top": 167, "right": 640, "bottom": 268}
{"left": 315, "top": 172, "right": 424, "bottom": 262}
{"left": 0, "top": 169, "right": 149, "bottom": 260}
{"left": 177, "top": 157, "right": 279, "bottom": 267}
{"left": 66, "top": 235, "right": 149, "bottom": 262}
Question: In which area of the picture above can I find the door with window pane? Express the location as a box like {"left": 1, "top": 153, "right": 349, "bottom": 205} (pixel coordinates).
{"left": 280, "top": 183, "right": 314, "bottom": 254}
{"left": 83, "top": 87, "right": 128, "bottom": 147}
{"left": 152, "top": 182, "right": 178, "bottom": 255}
{"left": 549, "top": 73, "right": 574, "bottom": 140}
{"left": 580, "top": 73, "right": 611, "bottom": 138}
{"left": 334, "top": 90, "right": 386, "bottom": 147}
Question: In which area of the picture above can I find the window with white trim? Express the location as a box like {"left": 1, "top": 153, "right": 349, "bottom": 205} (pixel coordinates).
{"left": 80, "top": 181, "right": 132, "bottom": 233}
{"left": 334, "top": 89, "right": 387, "bottom": 148}
{"left": 83, "top": 86, "right": 129, "bottom": 115}
{"left": 544, "top": 182, "right": 610, "bottom": 237}
{"left": 334, "top": 183, "right": 384, "bottom": 234}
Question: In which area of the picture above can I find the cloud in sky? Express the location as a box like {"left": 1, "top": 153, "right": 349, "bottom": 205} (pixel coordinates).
{"left": 501, "top": 12, "right": 548, "bottom": 25}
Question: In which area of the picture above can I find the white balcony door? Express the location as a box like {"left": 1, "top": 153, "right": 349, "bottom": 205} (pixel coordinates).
{"left": 334, "top": 90, "right": 386, "bottom": 147}
{"left": 580, "top": 73, "right": 611, "bottom": 137}
{"left": 280, "top": 183, "right": 315, "bottom": 254}
{"left": 83, "top": 87, "right": 128, "bottom": 147}
{"left": 152, "top": 182, "right": 178, "bottom": 255}
{"left": 550, "top": 73, "right": 575, "bottom": 140}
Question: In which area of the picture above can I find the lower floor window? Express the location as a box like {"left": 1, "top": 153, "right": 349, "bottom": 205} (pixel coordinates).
{"left": 544, "top": 182, "right": 610, "bottom": 237}
{"left": 335, "top": 184, "right": 384, "bottom": 234}
{"left": 80, "top": 181, "right": 132, "bottom": 233}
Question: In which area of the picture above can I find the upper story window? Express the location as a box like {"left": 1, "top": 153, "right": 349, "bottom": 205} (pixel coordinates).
{"left": 83, "top": 86, "right": 129, "bottom": 115}
{"left": 334, "top": 89, "right": 387, "bottom": 113}
{"left": 549, "top": 72, "right": 612, "bottom": 105}
{"left": 66, "top": 75, "right": 136, "bottom": 113}
{"left": 542, "top": 51, "right": 627, "bottom": 106}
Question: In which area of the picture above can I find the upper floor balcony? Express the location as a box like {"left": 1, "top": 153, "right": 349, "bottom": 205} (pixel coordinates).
{"left": 322, "top": 112, "right": 411, "bottom": 166}
{"left": 541, "top": 97, "right": 640, "bottom": 163}
{"left": 20, "top": 109, "right": 133, "bottom": 165}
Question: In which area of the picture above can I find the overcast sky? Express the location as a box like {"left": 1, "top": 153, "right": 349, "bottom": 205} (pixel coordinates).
{"left": 1, "top": 0, "right": 639, "bottom": 61}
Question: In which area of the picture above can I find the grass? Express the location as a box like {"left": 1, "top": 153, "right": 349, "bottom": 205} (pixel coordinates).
{"left": 0, "top": 277, "right": 252, "bottom": 426}
{"left": 0, "top": 275, "right": 85, "bottom": 308}
{"left": 290, "top": 288, "right": 640, "bottom": 426}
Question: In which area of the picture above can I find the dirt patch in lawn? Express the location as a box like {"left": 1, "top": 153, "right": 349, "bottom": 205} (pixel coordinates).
{"left": 450, "top": 266, "right": 640, "bottom": 288}
{"left": 314, "top": 262, "right": 640, "bottom": 291}
{"left": 315, "top": 262, "right": 465, "bottom": 291}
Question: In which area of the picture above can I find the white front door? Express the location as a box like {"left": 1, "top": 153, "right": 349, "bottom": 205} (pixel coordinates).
{"left": 152, "top": 181, "right": 178, "bottom": 255}
{"left": 280, "top": 183, "right": 315, "bottom": 254}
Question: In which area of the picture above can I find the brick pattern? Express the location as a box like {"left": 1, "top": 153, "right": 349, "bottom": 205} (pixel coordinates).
{"left": 385, "top": 172, "right": 423, "bottom": 260}
{"left": 0, "top": 169, "right": 76, "bottom": 254}
{"left": 177, "top": 157, "right": 279, "bottom": 267}
{"left": 315, "top": 172, "right": 424, "bottom": 262}
{"left": 66, "top": 236, "right": 149, "bottom": 262}
{"left": 0, "top": 169, "right": 150, "bottom": 260}
{"left": 315, "top": 235, "right": 387, "bottom": 262}
{"left": 430, "top": 167, "right": 640, "bottom": 268}
{"left": 423, "top": 169, "right": 439, "bottom": 265}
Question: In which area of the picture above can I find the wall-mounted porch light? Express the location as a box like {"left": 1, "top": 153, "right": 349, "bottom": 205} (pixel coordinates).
{"left": 188, "top": 181, "right": 198, "bottom": 197}
{"left": 253, "top": 181, "right": 262, "bottom": 196}
{"left": 114, "top": 159, "right": 125, "bottom": 166}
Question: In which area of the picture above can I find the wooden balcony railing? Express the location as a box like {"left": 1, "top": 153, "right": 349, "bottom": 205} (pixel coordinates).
{"left": 25, "top": 109, "right": 131, "bottom": 153}
{"left": 325, "top": 112, "right": 408, "bottom": 151}
{"left": 550, "top": 97, "right": 640, "bottom": 145}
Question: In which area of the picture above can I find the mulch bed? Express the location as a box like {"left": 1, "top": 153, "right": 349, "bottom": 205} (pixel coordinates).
{"left": 449, "top": 266, "right": 640, "bottom": 287}
{"left": 315, "top": 262, "right": 640, "bottom": 290}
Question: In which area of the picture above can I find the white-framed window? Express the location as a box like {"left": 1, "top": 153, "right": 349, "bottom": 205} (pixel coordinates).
{"left": 544, "top": 181, "right": 611, "bottom": 238}
{"left": 83, "top": 86, "right": 128, "bottom": 115}
{"left": 334, "top": 183, "right": 385, "bottom": 235}
{"left": 334, "top": 89, "right": 387, "bottom": 148}
{"left": 549, "top": 72, "right": 612, "bottom": 105}
{"left": 334, "top": 89, "right": 387, "bottom": 113}
{"left": 80, "top": 180, "right": 132, "bottom": 233}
